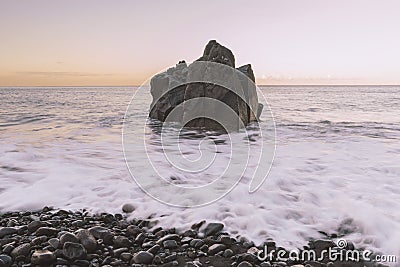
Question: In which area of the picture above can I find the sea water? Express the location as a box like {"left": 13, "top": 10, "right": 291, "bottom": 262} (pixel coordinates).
{"left": 0, "top": 86, "right": 399, "bottom": 257}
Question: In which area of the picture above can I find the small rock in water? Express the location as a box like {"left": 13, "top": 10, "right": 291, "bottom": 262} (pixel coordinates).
{"left": 132, "top": 251, "right": 154, "bottom": 264}
{"left": 203, "top": 222, "right": 224, "bottom": 237}
{"left": 63, "top": 242, "right": 87, "bottom": 260}
{"left": 102, "top": 213, "right": 115, "bottom": 223}
{"left": 122, "top": 203, "right": 135, "bottom": 213}
{"left": 310, "top": 239, "right": 335, "bottom": 251}
{"left": 126, "top": 225, "right": 141, "bottom": 236}
{"left": 31, "top": 250, "right": 56, "bottom": 266}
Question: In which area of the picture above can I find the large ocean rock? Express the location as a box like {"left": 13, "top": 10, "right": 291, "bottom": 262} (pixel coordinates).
{"left": 149, "top": 40, "right": 263, "bottom": 130}
{"left": 149, "top": 60, "right": 188, "bottom": 122}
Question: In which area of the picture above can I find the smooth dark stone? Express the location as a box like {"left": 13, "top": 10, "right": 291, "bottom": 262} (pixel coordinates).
{"left": 59, "top": 232, "right": 79, "bottom": 246}
{"left": 76, "top": 229, "right": 97, "bottom": 253}
{"left": 62, "top": 242, "right": 87, "bottom": 260}
{"left": 10, "top": 243, "right": 31, "bottom": 258}
{"left": 27, "top": 221, "right": 46, "bottom": 233}
{"left": 88, "top": 226, "right": 114, "bottom": 245}
{"left": 0, "top": 255, "right": 12, "bottom": 267}
{"left": 113, "top": 235, "right": 131, "bottom": 248}
{"left": 48, "top": 238, "right": 59, "bottom": 249}
{"left": 163, "top": 240, "right": 178, "bottom": 249}
{"left": 208, "top": 244, "right": 226, "bottom": 255}
{"left": 31, "top": 250, "right": 56, "bottom": 266}
{"left": 0, "top": 227, "right": 17, "bottom": 238}
{"left": 156, "top": 233, "right": 180, "bottom": 244}
{"left": 36, "top": 227, "right": 58, "bottom": 237}
{"left": 147, "top": 244, "right": 160, "bottom": 255}
{"left": 120, "top": 252, "right": 132, "bottom": 262}
{"left": 203, "top": 223, "right": 224, "bottom": 237}
{"left": 121, "top": 203, "right": 135, "bottom": 213}
{"left": 132, "top": 251, "right": 154, "bottom": 264}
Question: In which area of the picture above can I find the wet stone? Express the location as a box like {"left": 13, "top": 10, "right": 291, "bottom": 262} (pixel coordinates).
{"left": 31, "top": 250, "right": 56, "bottom": 266}
{"left": 157, "top": 234, "right": 180, "bottom": 244}
{"left": 122, "top": 203, "right": 135, "bottom": 213}
{"left": 113, "top": 235, "right": 131, "bottom": 248}
{"left": 203, "top": 223, "right": 224, "bottom": 237}
{"left": 208, "top": 243, "right": 226, "bottom": 255}
{"left": 63, "top": 242, "right": 87, "bottom": 260}
{"left": 59, "top": 232, "right": 79, "bottom": 246}
{"left": 0, "top": 255, "right": 12, "bottom": 267}
{"left": 36, "top": 227, "right": 58, "bottom": 237}
{"left": 76, "top": 229, "right": 97, "bottom": 253}
{"left": 48, "top": 238, "right": 59, "bottom": 249}
{"left": 163, "top": 240, "right": 178, "bottom": 249}
{"left": 120, "top": 252, "right": 132, "bottom": 262}
{"left": 10, "top": 243, "right": 31, "bottom": 258}
{"left": 0, "top": 227, "right": 17, "bottom": 238}
{"left": 132, "top": 251, "right": 154, "bottom": 264}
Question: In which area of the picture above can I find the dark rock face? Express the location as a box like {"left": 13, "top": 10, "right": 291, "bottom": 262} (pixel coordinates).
{"left": 202, "top": 223, "right": 224, "bottom": 237}
{"left": 149, "top": 40, "right": 263, "bottom": 130}
{"left": 149, "top": 61, "right": 188, "bottom": 122}
{"left": 197, "top": 40, "right": 235, "bottom": 67}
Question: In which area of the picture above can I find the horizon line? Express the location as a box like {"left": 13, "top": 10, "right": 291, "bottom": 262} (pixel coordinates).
{"left": 1, "top": 84, "right": 400, "bottom": 88}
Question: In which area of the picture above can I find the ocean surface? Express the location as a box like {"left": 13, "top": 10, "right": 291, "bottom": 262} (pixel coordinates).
{"left": 0, "top": 86, "right": 399, "bottom": 257}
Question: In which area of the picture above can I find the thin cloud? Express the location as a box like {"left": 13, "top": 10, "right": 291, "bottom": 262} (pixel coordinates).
{"left": 16, "top": 71, "right": 115, "bottom": 77}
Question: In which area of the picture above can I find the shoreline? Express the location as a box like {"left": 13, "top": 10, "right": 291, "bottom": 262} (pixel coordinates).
{"left": 0, "top": 207, "right": 387, "bottom": 267}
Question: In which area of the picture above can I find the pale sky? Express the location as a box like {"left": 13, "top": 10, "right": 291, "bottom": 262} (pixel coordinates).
{"left": 0, "top": 0, "right": 399, "bottom": 86}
